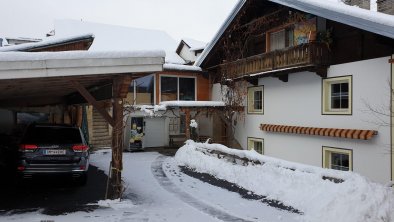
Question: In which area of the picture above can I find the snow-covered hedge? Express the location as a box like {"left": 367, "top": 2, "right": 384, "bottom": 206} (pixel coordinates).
{"left": 175, "top": 140, "right": 394, "bottom": 222}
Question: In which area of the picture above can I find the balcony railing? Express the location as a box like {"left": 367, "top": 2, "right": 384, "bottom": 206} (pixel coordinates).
{"left": 220, "top": 42, "right": 330, "bottom": 79}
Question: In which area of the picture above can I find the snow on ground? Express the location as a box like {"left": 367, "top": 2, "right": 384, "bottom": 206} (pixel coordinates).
{"left": 175, "top": 141, "right": 394, "bottom": 222}
{"left": 2, "top": 145, "right": 392, "bottom": 222}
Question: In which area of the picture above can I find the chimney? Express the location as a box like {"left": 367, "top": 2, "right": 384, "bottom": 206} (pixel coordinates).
{"left": 377, "top": 0, "right": 394, "bottom": 15}
{"left": 343, "top": 0, "right": 371, "bottom": 9}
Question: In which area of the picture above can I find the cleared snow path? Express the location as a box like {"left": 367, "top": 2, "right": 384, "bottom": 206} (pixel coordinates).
{"left": 151, "top": 155, "right": 253, "bottom": 222}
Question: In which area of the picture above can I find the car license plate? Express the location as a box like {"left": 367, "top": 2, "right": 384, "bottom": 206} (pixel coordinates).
{"left": 45, "top": 149, "right": 66, "bottom": 155}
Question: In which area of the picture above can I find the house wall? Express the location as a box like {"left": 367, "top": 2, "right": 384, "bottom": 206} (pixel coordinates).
{"left": 178, "top": 44, "right": 197, "bottom": 63}
{"left": 213, "top": 57, "right": 391, "bottom": 183}
{"left": 125, "top": 110, "right": 214, "bottom": 148}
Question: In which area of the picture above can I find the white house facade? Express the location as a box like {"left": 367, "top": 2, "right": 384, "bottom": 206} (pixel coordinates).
{"left": 198, "top": 0, "right": 394, "bottom": 184}
{"left": 212, "top": 56, "right": 392, "bottom": 183}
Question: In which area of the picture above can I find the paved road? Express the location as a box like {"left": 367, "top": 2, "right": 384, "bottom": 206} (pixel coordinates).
{"left": 0, "top": 165, "right": 108, "bottom": 215}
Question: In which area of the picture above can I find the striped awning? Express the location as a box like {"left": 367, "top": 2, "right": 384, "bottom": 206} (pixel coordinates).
{"left": 260, "top": 124, "right": 378, "bottom": 140}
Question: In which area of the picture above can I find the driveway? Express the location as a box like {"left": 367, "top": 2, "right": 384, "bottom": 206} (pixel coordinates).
{"left": 0, "top": 165, "right": 108, "bottom": 216}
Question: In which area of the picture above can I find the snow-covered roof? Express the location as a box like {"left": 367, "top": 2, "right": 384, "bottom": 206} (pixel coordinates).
{"left": 159, "top": 101, "right": 225, "bottom": 107}
{"left": 5, "top": 37, "right": 42, "bottom": 42}
{"left": 195, "top": 0, "right": 394, "bottom": 67}
{"left": 55, "top": 19, "right": 186, "bottom": 65}
{"left": 0, "top": 50, "right": 165, "bottom": 62}
{"left": 0, "top": 50, "right": 165, "bottom": 80}
{"left": 182, "top": 38, "right": 207, "bottom": 51}
{"left": 0, "top": 34, "right": 94, "bottom": 52}
{"left": 163, "top": 63, "right": 202, "bottom": 72}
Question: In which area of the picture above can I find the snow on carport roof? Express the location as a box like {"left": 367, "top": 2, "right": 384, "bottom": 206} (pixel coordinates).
{"left": 0, "top": 50, "right": 165, "bottom": 107}
{"left": 195, "top": 0, "right": 394, "bottom": 67}
{"left": 0, "top": 50, "right": 165, "bottom": 80}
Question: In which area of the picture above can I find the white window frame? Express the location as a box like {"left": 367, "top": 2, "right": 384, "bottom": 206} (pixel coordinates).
{"left": 247, "top": 137, "right": 264, "bottom": 154}
{"left": 247, "top": 86, "right": 264, "bottom": 114}
{"left": 269, "top": 29, "right": 286, "bottom": 51}
{"left": 322, "top": 76, "right": 352, "bottom": 115}
{"left": 322, "top": 146, "right": 353, "bottom": 171}
{"left": 159, "top": 75, "right": 197, "bottom": 102}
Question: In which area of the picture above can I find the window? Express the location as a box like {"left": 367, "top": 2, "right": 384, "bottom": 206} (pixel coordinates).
{"left": 322, "top": 147, "right": 353, "bottom": 171}
{"left": 161, "top": 76, "right": 178, "bottom": 101}
{"left": 129, "top": 74, "right": 155, "bottom": 105}
{"left": 270, "top": 30, "right": 286, "bottom": 51}
{"left": 268, "top": 28, "right": 294, "bottom": 52}
{"left": 247, "top": 86, "right": 264, "bottom": 114}
{"left": 322, "top": 76, "right": 352, "bottom": 115}
{"left": 247, "top": 138, "right": 264, "bottom": 154}
{"left": 169, "top": 115, "right": 186, "bottom": 135}
{"left": 160, "top": 76, "right": 196, "bottom": 102}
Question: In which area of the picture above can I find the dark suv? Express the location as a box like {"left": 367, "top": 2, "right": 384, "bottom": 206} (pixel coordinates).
{"left": 17, "top": 124, "right": 90, "bottom": 185}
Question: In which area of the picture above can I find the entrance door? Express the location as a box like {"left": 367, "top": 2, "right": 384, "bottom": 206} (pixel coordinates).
{"left": 143, "top": 117, "right": 166, "bottom": 148}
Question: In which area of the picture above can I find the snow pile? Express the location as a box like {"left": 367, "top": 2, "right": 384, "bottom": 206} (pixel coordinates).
{"left": 128, "top": 101, "right": 225, "bottom": 116}
{"left": 159, "top": 100, "right": 225, "bottom": 107}
{"left": 96, "top": 199, "right": 135, "bottom": 210}
{"left": 129, "top": 104, "right": 167, "bottom": 117}
{"left": 190, "top": 119, "right": 198, "bottom": 128}
{"left": 163, "top": 63, "right": 202, "bottom": 72}
{"left": 175, "top": 141, "right": 394, "bottom": 222}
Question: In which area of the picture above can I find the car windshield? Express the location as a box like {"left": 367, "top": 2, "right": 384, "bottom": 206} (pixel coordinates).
{"left": 23, "top": 126, "right": 82, "bottom": 144}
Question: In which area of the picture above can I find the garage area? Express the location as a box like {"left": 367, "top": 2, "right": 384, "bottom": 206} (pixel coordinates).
{"left": 0, "top": 50, "right": 164, "bottom": 214}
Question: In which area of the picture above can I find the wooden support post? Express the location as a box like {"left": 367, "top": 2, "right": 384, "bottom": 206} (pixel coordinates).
{"left": 184, "top": 108, "right": 191, "bottom": 139}
{"left": 108, "top": 76, "right": 132, "bottom": 200}
{"left": 108, "top": 96, "right": 124, "bottom": 199}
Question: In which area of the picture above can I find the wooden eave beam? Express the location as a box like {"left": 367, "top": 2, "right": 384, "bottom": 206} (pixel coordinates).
{"left": 70, "top": 80, "right": 115, "bottom": 127}
{"left": 113, "top": 75, "right": 133, "bottom": 98}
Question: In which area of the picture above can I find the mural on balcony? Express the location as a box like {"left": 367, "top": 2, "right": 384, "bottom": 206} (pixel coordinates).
{"left": 294, "top": 17, "right": 317, "bottom": 45}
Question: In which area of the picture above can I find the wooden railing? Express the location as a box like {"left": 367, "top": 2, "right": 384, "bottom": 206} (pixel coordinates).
{"left": 220, "top": 42, "right": 330, "bottom": 79}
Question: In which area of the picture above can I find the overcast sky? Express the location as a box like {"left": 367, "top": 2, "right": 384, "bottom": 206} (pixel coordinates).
{"left": 0, "top": 0, "right": 238, "bottom": 43}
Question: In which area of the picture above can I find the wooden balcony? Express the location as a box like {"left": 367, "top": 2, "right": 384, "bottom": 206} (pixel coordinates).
{"left": 220, "top": 42, "right": 330, "bottom": 81}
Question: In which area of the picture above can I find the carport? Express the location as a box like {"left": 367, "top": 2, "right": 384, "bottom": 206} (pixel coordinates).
{"left": 0, "top": 50, "right": 164, "bottom": 198}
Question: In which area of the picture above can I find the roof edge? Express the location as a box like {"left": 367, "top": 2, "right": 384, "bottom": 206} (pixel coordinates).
{"left": 194, "top": 0, "right": 247, "bottom": 67}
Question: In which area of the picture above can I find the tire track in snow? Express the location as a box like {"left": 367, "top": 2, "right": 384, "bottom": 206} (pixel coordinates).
{"left": 151, "top": 155, "right": 254, "bottom": 222}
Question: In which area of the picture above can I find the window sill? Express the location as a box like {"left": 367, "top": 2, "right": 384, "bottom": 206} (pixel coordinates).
{"left": 322, "top": 109, "right": 352, "bottom": 115}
